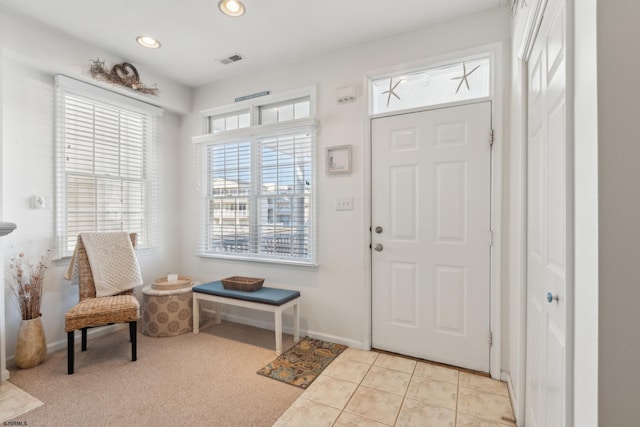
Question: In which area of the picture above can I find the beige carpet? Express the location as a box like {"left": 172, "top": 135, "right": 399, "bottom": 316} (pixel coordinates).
{"left": 7, "top": 320, "right": 303, "bottom": 426}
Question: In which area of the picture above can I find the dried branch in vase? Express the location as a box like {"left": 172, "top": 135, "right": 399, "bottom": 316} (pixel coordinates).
{"left": 89, "top": 58, "right": 159, "bottom": 96}
{"left": 6, "top": 248, "right": 52, "bottom": 320}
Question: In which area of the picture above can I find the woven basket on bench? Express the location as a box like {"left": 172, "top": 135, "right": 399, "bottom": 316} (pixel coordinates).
{"left": 221, "top": 276, "right": 264, "bottom": 292}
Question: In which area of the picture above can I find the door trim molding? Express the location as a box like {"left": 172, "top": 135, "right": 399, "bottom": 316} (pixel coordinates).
{"left": 517, "top": 3, "right": 546, "bottom": 423}
{"left": 363, "top": 42, "right": 504, "bottom": 380}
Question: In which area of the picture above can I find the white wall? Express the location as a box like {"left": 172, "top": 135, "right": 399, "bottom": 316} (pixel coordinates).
{"left": 597, "top": 2, "right": 640, "bottom": 426}
{"left": 574, "top": 0, "right": 598, "bottom": 425}
{"left": 181, "top": 8, "right": 510, "bottom": 350}
{"left": 0, "top": 6, "right": 191, "bottom": 363}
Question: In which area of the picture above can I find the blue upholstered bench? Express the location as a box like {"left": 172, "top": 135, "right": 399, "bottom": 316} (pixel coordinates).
{"left": 192, "top": 281, "right": 300, "bottom": 355}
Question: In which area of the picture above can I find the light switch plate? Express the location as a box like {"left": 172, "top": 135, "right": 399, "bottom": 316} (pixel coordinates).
{"left": 335, "top": 197, "right": 353, "bottom": 211}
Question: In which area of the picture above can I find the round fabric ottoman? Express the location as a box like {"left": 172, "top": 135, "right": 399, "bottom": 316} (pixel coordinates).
{"left": 141, "top": 285, "right": 194, "bottom": 337}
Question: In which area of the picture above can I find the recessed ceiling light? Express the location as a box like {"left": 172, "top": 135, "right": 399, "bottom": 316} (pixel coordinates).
{"left": 136, "top": 36, "right": 161, "bottom": 49}
{"left": 218, "top": 0, "right": 245, "bottom": 17}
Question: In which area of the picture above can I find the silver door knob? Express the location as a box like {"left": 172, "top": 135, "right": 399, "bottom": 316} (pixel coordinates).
{"left": 374, "top": 243, "right": 383, "bottom": 251}
{"left": 546, "top": 292, "right": 559, "bottom": 303}
{"left": 375, "top": 226, "right": 383, "bottom": 234}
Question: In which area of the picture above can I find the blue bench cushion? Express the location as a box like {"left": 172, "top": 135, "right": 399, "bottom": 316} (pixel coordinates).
{"left": 193, "top": 281, "right": 300, "bottom": 306}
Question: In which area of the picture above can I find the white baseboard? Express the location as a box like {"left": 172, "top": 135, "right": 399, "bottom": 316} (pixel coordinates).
{"left": 200, "top": 308, "right": 363, "bottom": 349}
{"left": 501, "top": 370, "right": 520, "bottom": 426}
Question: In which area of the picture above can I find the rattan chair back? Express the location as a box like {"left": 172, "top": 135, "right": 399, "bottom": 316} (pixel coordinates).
{"left": 76, "top": 233, "right": 137, "bottom": 302}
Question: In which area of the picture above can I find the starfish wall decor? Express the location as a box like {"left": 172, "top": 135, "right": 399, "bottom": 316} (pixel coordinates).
{"left": 381, "top": 77, "right": 403, "bottom": 107}
{"left": 450, "top": 62, "right": 480, "bottom": 94}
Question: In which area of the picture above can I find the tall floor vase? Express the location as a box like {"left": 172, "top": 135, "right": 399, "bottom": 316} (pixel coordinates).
{"left": 15, "top": 316, "right": 46, "bottom": 369}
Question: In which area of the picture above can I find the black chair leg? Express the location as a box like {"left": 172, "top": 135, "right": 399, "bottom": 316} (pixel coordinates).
{"left": 81, "top": 328, "right": 88, "bottom": 351}
{"left": 67, "top": 331, "right": 74, "bottom": 375}
{"left": 130, "top": 321, "right": 137, "bottom": 362}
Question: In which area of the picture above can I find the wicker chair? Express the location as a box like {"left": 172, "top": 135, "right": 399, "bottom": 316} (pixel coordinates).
{"left": 64, "top": 233, "right": 140, "bottom": 374}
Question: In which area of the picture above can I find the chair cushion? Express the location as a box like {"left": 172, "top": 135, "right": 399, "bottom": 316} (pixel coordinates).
{"left": 65, "top": 295, "right": 140, "bottom": 332}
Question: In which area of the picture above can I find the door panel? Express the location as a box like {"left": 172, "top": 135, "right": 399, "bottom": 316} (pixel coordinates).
{"left": 525, "top": 0, "right": 567, "bottom": 424}
{"left": 371, "top": 102, "right": 491, "bottom": 372}
{"left": 434, "top": 265, "right": 466, "bottom": 335}
{"left": 389, "top": 262, "right": 418, "bottom": 327}
{"left": 435, "top": 161, "right": 467, "bottom": 243}
{"left": 390, "top": 166, "right": 418, "bottom": 240}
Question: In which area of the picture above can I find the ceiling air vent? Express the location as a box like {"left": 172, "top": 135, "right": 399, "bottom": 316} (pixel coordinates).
{"left": 218, "top": 54, "right": 244, "bottom": 65}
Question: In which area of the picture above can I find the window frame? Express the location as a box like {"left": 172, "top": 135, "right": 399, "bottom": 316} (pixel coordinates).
{"left": 368, "top": 53, "right": 494, "bottom": 115}
{"left": 193, "top": 86, "right": 317, "bottom": 266}
{"left": 54, "top": 75, "right": 162, "bottom": 258}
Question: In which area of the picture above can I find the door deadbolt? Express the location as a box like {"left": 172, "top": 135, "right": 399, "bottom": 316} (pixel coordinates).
{"left": 375, "top": 226, "right": 383, "bottom": 234}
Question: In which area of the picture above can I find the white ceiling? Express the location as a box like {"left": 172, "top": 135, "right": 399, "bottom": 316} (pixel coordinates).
{"left": 0, "top": 0, "right": 503, "bottom": 88}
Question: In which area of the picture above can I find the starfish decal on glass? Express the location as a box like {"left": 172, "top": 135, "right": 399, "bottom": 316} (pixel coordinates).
{"left": 451, "top": 62, "right": 480, "bottom": 94}
{"left": 382, "top": 77, "right": 403, "bottom": 107}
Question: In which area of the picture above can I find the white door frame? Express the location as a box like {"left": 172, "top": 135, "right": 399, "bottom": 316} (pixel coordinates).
{"left": 362, "top": 42, "right": 505, "bottom": 380}
{"left": 516, "top": 0, "right": 575, "bottom": 424}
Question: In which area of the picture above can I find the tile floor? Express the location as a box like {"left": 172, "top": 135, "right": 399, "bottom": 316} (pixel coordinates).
{"left": 0, "top": 381, "right": 43, "bottom": 422}
{"left": 274, "top": 348, "right": 516, "bottom": 427}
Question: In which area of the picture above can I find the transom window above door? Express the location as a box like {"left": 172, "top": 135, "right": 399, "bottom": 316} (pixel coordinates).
{"left": 370, "top": 56, "right": 491, "bottom": 115}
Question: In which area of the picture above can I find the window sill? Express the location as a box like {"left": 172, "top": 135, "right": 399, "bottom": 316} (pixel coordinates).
{"left": 196, "top": 253, "right": 318, "bottom": 270}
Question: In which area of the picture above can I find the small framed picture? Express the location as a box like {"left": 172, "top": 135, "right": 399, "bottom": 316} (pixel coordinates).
{"left": 326, "top": 145, "right": 352, "bottom": 175}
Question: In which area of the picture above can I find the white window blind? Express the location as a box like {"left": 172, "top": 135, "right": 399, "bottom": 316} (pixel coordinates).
{"left": 200, "top": 126, "right": 315, "bottom": 264}
{"left": 55, "top": 75, "right": 162, "bottom": 257}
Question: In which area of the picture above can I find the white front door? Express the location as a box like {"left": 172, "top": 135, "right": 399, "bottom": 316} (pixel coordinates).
{"left": 371, "top": 102, "right": 492, "bottom": 372}
{"left": 525, "top": 0, "right": 568, "bottom": 424}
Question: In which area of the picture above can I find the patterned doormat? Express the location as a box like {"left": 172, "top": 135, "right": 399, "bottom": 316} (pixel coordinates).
{"left": 257, "top": 337, "right": 347, "bottom": 389}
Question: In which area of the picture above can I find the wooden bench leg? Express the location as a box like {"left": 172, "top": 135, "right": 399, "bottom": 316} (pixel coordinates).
{"left": 215, "top": 302, "right": 222, "bottom": 324}
{"left": 275, "top": 309, "right": 283, "bottom": 356}
{"left": 193, "top": 295, "right": 200, "bottom": 334}
{"left": 294, "top": 300, "right": 300, "bottom": 343}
